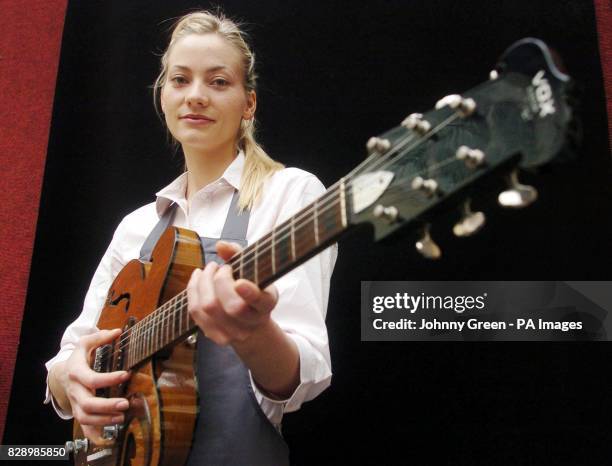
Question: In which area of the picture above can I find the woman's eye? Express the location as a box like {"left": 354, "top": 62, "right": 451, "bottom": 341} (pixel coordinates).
{"left": 211, "top": 78, "right": 229, "bottom": 87}
{"left": 171, "top": 76, "right": 188, "bottom": 85}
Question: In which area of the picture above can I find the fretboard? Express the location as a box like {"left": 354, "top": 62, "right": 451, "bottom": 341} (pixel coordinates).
{"left": 124, "top": 181, "right": 348, "bottom": 369}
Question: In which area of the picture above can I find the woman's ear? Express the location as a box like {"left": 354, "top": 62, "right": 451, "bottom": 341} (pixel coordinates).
{"left": 243, "top": 90, "right": 257, "bottom": 120}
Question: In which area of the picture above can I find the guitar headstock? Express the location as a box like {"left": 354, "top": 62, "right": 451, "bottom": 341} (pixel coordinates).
{"left": 346, "top": 38, "right": 574, "bottom": 258}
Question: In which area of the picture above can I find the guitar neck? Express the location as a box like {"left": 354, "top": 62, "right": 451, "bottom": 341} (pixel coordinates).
{"left": 124, "top": 181, "right": 350, "bottom": 369}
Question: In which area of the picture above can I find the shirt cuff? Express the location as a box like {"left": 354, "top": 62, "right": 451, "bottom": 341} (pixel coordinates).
{"left": 249, "top": 332, "right": 332, "bottom": 425}
{"left": 44, "top": 351, "right": 74, "bottom": 420}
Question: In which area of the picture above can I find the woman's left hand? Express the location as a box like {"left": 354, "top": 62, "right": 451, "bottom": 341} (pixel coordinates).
{"left": 186, "top": 241, "right": 279, "bottom": 346}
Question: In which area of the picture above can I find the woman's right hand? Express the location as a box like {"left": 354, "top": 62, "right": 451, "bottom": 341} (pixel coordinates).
{"left": 53, "top": 328, "right": 131, "bottom": 441}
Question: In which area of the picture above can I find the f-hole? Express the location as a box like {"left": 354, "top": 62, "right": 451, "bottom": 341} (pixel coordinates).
{"left": 110, "top": 293, "right": 131, "bottom": 312}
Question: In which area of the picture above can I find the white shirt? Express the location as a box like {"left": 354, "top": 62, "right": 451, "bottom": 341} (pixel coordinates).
{"left": 44, "top": 152, "right": 337, "bottom": 425}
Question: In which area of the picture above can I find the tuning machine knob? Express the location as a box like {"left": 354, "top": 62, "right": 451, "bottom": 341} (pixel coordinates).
{"left": 435, "top": 94, "right": 476, "bottom": 117}
{"left": 401, "top": 113, "right": 432, "bottom": 135}
{"left": 373, "top": 204, "right": 399, "bottom": 223}
{"left": 453, "top": 200, "right": 485, "bottom": 237}
{"left": 498, "top": 170, "right": 538, "bottom": 208}
{"left": 456, "top": 145, "right": 485, "bottom": 168}
{"left": 411, "top": 176, "right": 438, "bottom": 196}
{"left": 366, "top": 137, "right": 391, "bottom": 156}
{"left": 416, "top": 225, "right": 441, "bottom": 259}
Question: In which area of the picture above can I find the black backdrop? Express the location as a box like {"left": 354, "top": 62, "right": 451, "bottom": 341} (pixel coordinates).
{"left": 5, "top": 0, "right": 612, "bottom": 464}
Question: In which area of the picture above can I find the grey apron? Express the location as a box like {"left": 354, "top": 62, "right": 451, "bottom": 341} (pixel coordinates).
{"left": 140, "top": 191, "right": 290, "bottom": 466}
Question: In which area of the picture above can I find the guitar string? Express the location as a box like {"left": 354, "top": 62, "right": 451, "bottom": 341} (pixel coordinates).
{"left": 97, "top": 109, "right": 466, "bottom": 363}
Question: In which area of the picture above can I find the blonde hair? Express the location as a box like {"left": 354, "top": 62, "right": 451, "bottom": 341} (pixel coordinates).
{"left": 153, "top": 10, "right": 283, "bottom": 211}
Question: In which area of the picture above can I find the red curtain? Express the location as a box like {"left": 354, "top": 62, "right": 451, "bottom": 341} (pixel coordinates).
{"left": 0, "top": 0, "right": 67, "bottom": 440}
{"left": 595, "top": 0, "right": 612, "bottom": 148}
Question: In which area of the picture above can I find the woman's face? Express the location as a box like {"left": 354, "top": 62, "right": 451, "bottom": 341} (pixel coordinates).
{"left": 161, "top": 33, "right": 255, "bottom": 156}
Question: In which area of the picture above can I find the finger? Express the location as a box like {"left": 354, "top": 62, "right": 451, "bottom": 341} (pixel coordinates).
{"left": 71, "top": 367, "right": 130, "bottom": 390}
{"left": 74, "top": 407, "right": 125, "bottom": 427}
{"left": 79, "top": 396, "right": 130, "bottom": 415}
{"left": 235, "top": 280, "right": 278, "bottom": 314}
{"left": 214, "top": 265, "right": 250, "bottom": 317}
{"left": 79, "top": 328, "right": 122, "bottom": 352}
{"left": 195, "top": 262, "right": 219, "bottom": 307}
{"left": 215, "top": 240, "right": 242, "bottom": 261}
{"left": 188, "top": 264, "right": 222, "bottom": 335}
{"left": 187, "top": 268, "right": 203, "bottom": 316}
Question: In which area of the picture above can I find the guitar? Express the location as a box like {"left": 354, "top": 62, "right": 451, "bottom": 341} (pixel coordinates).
{"left": 66, "top": 37, "right": 574, "bottom": 465}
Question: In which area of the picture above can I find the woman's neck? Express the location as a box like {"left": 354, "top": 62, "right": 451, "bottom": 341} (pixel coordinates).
{"left": 184, "top": 144, "right": 237, "bottom": 201}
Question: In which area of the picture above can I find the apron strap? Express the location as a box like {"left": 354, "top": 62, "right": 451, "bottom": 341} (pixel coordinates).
{"left": 139, "top": 190, "right": 250, "bottom": 261}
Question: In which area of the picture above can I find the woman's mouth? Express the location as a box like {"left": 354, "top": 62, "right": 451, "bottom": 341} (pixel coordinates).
{"left": 181, "top": 114, "right": 215, "bottom": 125}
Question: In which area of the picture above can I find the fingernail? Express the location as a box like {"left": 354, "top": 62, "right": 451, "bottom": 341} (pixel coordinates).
{"left": 112, "top": 415, "right": 124, "bottom": 423}
{"left": 237, "top": 283, "right": 253, "bottom": 299}
{"left": 116, "top": 400, "right": 129, "bottom": 410}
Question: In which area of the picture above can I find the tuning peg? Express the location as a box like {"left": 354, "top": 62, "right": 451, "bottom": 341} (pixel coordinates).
{"left": 373, "top": 204, "right": 399, "bottom": 223}
{"left": 366, "top": 137, "right": 391, "bottom": 155}
{"left": 416, "top": 225, "right": 441, "bottom": 259}
{"left": 435, "top": 94, "right": 476, "bottom": 117}
{"left": 498, "top": 170, "right": 538, "bottom": 208}
{"left": 456, "top": 145, "right": 486, "bottom": 168}
{"left": 411, "top": 176, "right": 438, "bottom": 196}
{"left": 401, "top": 113, "right": 432, "bottom": 135}
{"left": 453, "top": 199, "right": 485, "bottom": 237}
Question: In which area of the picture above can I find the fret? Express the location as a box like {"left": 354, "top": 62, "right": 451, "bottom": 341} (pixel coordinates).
{"left": 239, "top": 250, "right": 244, "bottom": 279}
{"left": 293, "top": 211, "right": 317, "bottom": 261}
{"left": 275, "top": 225, "right": 292, "bottom": 274}
{"left": 175, "top": 297, "right": 181, "bottom": 341}
{"left": 241, "top": 248, "right": 255, "bottom": 283}
{"left": 313, "top": 199, "right": 319, "bottom": 245}
{"left": 271, "top": 229, "right": 276, "bottom": 275}
{"left": 149, "top": 319, "right": 153, "bottom": 356}
{"left": 153, "top": 317, "right": 158, "bottom": 353}
{"left": 135, "top": 324, "right": 139, "bottom": 364}
{"left": 158, "top": 310, "right": 163, "bottom": 349}
{"left": 138, "top": 323, "right": 143, "bottom": 364}
{"left": 183, "top": 302, "right": 189, "bottom": 336}
{"left": 339, "top": 178, "right": 348, "bottom": 228}
{"left": 164, "top": 304, "right": 169, "bottom": 346}
{"left": 146, "top": 322, "right": 150, "bottom": 357}
{"left": 254, "top": 241, "right": 259, "bottom": 284}
{"left": 318, "top": 187, "right": 343, "bottom": 243}
{"left": 290, "top": 216, "right": 296, "bottom": 261}
{"left": 127, "top": 329, "right": 132, "bottom": 367}
{"left": 127, "top": 328, "right": 132, "bottom": 367}
{"left": 259, "top": 236, "right": 275, "bottom": 286}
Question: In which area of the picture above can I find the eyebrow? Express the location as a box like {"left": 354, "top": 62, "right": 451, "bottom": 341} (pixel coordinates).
{"left": 170, "top": 65, "right": 229, "bottom": 73}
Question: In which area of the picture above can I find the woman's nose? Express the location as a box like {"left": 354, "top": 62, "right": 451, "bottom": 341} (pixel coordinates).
{"left": 186, "top": 82, "right": 209, "bottom": 107}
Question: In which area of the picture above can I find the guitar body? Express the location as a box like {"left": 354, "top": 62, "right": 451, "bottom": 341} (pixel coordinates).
{"left": 73, "top": 227, "right": 204, "bottom": 466}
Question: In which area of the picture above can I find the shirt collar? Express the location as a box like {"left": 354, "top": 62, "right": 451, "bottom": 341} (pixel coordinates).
{"left": 155, "top": 151, "right": 245, "bottom": 217}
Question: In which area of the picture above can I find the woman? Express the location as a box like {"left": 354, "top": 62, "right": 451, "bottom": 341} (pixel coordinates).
{"left": 45, "top": 10, "right": 336, "bottom": 465}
